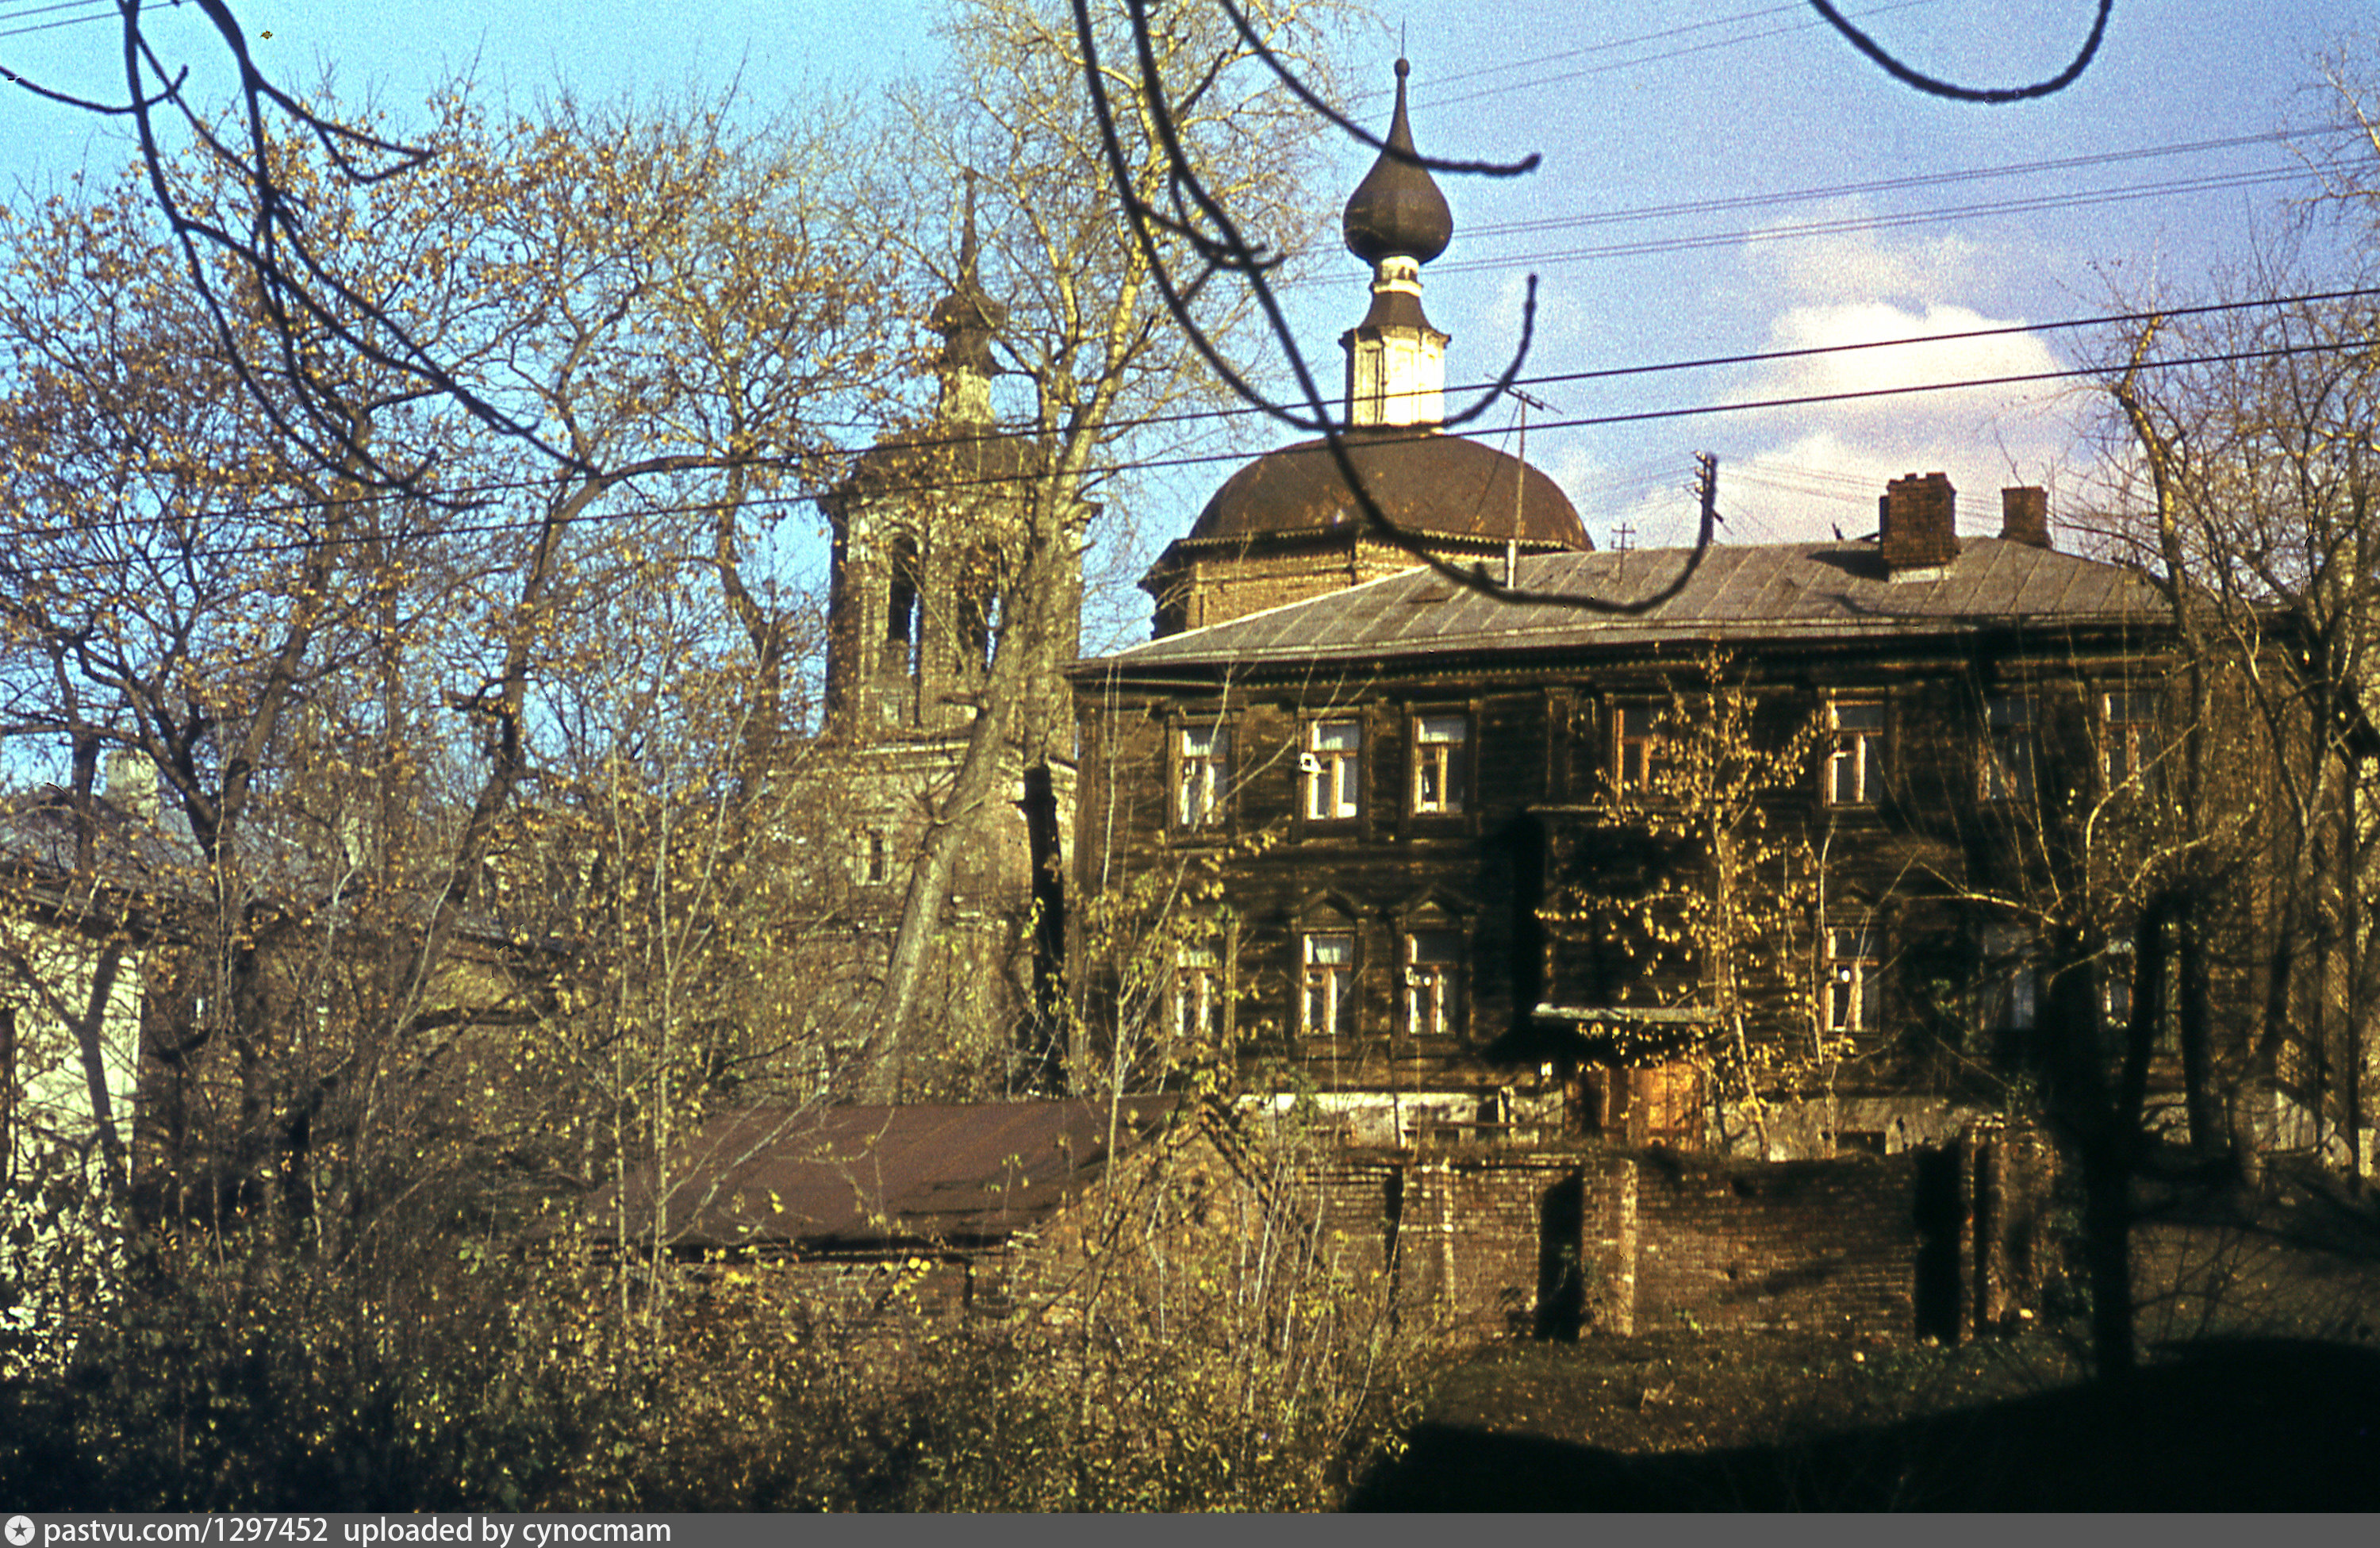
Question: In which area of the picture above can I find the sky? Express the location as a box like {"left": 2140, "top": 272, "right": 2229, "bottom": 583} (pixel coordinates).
{"left": 2, "top": 0, "right": 2374, "bottom": 570}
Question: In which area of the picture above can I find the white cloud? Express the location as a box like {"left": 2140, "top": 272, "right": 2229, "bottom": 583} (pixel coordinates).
{"left": 1651, "top": 207, "right": 2089, "bottom": 547}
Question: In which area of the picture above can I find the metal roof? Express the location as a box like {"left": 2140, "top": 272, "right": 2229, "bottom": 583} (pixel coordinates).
{"left": 1089, "top": 537, "right": 2169, "bottom": 678}
{"left": 1178, "top": 430, "right": 1589, "bottom": 550}
{"left": 593, "top": 1098, "right": 1185, "bottom": 1250}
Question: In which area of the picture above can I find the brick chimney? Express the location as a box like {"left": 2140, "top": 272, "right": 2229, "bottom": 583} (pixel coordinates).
{"left": 1999, "top": 486, "right": 2052, "bottom": 549}
{"left": 1880, "top": 471, "right": 1957, "bottom": 578}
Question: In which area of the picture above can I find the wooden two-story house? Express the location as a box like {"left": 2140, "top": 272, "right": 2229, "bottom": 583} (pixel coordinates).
{"left": 1066, "top": 61, "right": 2212, "bottom": 1157}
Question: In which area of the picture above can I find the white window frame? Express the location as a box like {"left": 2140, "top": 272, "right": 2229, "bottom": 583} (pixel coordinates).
{"left": 1825, "top": 925, "right": 1882, "bottom": 1046}
{"left": 1303, "top": 719, "right": 1361, "bottom": 821}
{"left": 1175, "top": 722, "right": 1231, "bottom": 830}
{"left": 1411, "top": 712, "right": 1470, "bottom": 815}
{"left": 1403, "top": 928, "right": 1465, "bottom": 1039}
{"left": 1173, "top": 941, "right": 1224, "bottom": 1046}
{"left": 1827, "top": 700, "right": 1887, "bottom": 807}
{"left": 1301, "top": 931, "right": 1356, "bottom": 1040}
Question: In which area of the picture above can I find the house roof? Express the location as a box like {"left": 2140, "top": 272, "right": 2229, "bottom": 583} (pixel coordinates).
{"left": 1088, "top": 536, "right": 2170, "bottom": 678}
{"left": 0, "top": 790, "right": 209, "bottom": 923}
{"left": 593, "top": 1097, "right": 1185, "bottom": 1250}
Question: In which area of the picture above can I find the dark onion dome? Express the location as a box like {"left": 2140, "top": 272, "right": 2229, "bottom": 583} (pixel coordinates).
{"left": 1342, "top": 59, "right": 1453, "bottom": 268}
{"left": 1182, "top": 430, "right": 1589, "bottom": 550}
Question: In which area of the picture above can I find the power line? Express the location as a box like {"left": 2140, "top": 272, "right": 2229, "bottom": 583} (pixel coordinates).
{"left": 3, "top": 326, "right": 2370, "bottom": 574}
{"left": 17, "top": 278, "right": 2337, "bottom": 473}
{"left": 0, "top": 0, "right": 113, "bottom": 27}
{"left": 1392, "top": 0, "right": 1952, "bottom": 111}
{"left": 0, "top": 0, "right": 113, "bottom": 41}
{"left": 1457, "top": 130, "right": 2308, "bottom": 244}
{"left": 3, "top": 284, "right": 2371, "bottom": 548}
{"left": 1433, "top": 165, "right": 2317, "bottom": 275}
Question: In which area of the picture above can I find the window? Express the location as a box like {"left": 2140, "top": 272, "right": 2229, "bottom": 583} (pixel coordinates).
{"left": 1411, "top": 713, "right": 1469, "bottom": 815}
{"left": 1301, "top": 931, "right": 1356, "bottom": 1039}
{"left": 1828, "top": 701, "right": 1887, "bottom": 806}
{"left": 1403, "top": 929, "right": 1465, "bottom": 1039}
{"left": 1173, "top": 942, "right": 1225, "bottom": 1046}
{"left": 1979, "top": 922, "right": 2037, "bottom": 1035}
{"left": 1303, "top": 719, "right": 1361, "bottom": 820}
{"left": 1983, "top": 695, "right": 2035, "bottom": 802}
{"left": 2099, "top": 937, "right": 2175, "bottom": 1053}
{"left": 2103, "top": 689, "right": 2161, "bottom": 792}
{"left": 1175, "top": 724, "right": 1230, "bottom": 829}
{"left": 1825, "top": 926, "right": 1882, "bottom": 1047}
{"left": 885, "top": 535, "right": 922, "bottom": 675}
{"left": 1613, "top": 703, "right": 1657, "bottom": 793}
{"left": 862, "top": 830, "right": 889, "bottom": 885}
{"left": 2101, "top": 939, "right": 2134, "bottom": 1044}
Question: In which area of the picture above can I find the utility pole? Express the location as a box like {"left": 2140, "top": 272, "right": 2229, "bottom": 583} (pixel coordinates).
{"left": 1693, "top": 451, "right": 1720, "bottom": 536}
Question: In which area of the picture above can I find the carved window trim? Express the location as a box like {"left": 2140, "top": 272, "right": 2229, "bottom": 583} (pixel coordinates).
{"left": 1408, "top": 709, "right": 1472, "bottom": 816}
{"left": 1826, "top": 699, "right": 1888, "bottom": 808}
{"left": 1171, "top": 923, "right": 1236, "bottom": 1048}
{"left": 1611, "top": 701, "right": 1660, "bottom": 796}
{"left": 1299, "top": 928, "right": 1358, "bottom": 1042}
{"left": 1401, "top": 924, "right": 1468, "bottom": 1041}
{"left": 1172, "top": 719, "right": 1233, "bottom": 833}
{"left": 1301, "top": 717, "right": 1362, "bottom": 822}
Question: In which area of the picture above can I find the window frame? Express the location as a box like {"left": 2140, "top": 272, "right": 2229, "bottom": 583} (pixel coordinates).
{"left": 1982, "top": 694, "right": 2036, "bottom": 803}
{"left": 1171, "top": 934, "right": 1232, "bottom": 1047}
{"left": 1301, "top": 717, "right": 1363, "bottom": 822}
{"left": 1826, "top": 699, "right": 1888, "bottom": 808}
{"left": 1611, "top": 701, "right": 1659, "bottom": 796}
{"left": 1824, "top": 924, "right": 1883, "bottom": 1050}
{"left": 1979, "top": 920, "right": 2039, "bottom": 1036}
{"left": 1401, "top": 924, "right": 1468, "bottom": 1040}
{"left": 2102, "top": 688, "right": 2163, "bottom": 793}
{"left": 1173, "top": 719, "right": 1233, "bottom": 832}
{"left": 1408, "top": 709, "right": 1472, "bottom": 816}
{"left": 1299, "top": 928, "right": 1358, "bottom": 1042}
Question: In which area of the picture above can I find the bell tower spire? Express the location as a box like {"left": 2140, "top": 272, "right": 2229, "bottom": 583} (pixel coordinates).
{"left": 1340, "top": 58, "right": 1452, "bottom": 428}
{"left": 928, "top": 167, "right": 1006, "bottom": 427}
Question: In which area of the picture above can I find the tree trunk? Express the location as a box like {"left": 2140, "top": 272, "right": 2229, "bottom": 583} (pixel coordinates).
{"left": 855, "top": 493, "right": 1074, "bottom": 1101}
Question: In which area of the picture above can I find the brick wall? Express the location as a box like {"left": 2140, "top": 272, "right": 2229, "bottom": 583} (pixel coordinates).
{"left": 1626, "top": 1151, "right": 1917, "bottom": 1336}
{"left": 1299, "top": 1139, "right": 2029, "bottom": 1342}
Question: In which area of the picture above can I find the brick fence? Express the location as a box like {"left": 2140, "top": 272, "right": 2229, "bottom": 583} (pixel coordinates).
{"left": 1307, "top": 1123, "right": 2052, "bottom": 1342}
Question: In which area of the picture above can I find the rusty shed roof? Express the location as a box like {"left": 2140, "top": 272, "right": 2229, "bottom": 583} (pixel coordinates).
{"left": 594, "top": 1098, "right": 1184, "bottom": 1251}
{"left": 1087, "top": 537, "right": 2170, "bottom": 678}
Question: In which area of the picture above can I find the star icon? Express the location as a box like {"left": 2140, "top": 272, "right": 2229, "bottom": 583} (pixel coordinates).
{"left": 6, "top": 1515, "right": 36, "bottom": 1546}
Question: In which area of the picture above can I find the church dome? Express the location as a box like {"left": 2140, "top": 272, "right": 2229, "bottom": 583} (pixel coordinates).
{"left": 1342, "top": 60, "right": 1453, "bottom": 268}
{"left": 1184, "top": 430, "right": 1589, "bottom": 550}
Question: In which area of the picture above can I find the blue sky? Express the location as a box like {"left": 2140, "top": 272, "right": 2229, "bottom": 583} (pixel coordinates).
{"left": 3, "top": 0, "right": 2372, "bottom": 570}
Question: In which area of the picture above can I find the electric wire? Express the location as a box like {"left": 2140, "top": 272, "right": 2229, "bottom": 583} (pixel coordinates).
{"left": 0, "top": 1, "right": 113, "bottom": 42}
{"left": 2, "top": 327, "right": 2367, "bottom": 577}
